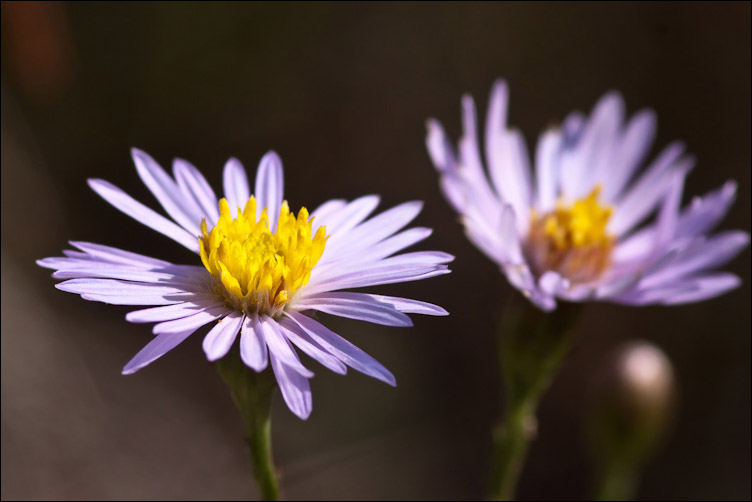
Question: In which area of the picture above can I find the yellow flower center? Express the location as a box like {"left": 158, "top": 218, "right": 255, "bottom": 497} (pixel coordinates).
{"left": 527, "top": 185, "right": 615, "bottom": 283}
{"left": 199, "top": 197, "right": 327, "bottom": 316}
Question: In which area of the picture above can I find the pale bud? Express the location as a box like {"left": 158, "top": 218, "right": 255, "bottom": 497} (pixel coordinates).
{"left": 591, "top": 341, "right": 676, "bottom": 472}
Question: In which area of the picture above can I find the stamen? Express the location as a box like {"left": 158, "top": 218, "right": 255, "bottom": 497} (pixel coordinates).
{"left": 527, "top": 186, "right": 615, "bottom": 283}
{"left": 199, "top": 197, "right": 327, "bottom": 316}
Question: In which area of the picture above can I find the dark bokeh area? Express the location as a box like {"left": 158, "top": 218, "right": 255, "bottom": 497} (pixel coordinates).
{"left": 2, "top": 2, "right": 750, "bottom": 500}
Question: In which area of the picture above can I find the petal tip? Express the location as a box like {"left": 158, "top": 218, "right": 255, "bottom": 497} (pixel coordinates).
{"left": 121, "top": 364, "right": 138, "bottom": 375}
{"left": 261, "top": 150, "right": 282, "bottom": 162}
{"left": 433, "top": 306, "right": 450, "bottom": 316}
{"left": 294, "top": 407, "right": 312, "bottom": 420}
{"left": 225, "top": 157, "right": 243, "bottom": 169}
{"left": 491, "top": 78, "right": 508, "bottom": 93}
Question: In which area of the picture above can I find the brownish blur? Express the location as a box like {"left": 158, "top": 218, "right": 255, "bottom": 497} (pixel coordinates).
{"left": 1, "top": 1, "right": 75, "bottom": 103}
{"left": 2, "top": 2, "right": 749, "bottom": 500}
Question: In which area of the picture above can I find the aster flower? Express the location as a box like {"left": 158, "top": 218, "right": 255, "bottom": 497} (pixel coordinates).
{"left": 426, "top": 79, "right": 748, "bottom": 311}
{"left": 427, "top": 80, "right": 747, "bottom": 500}
{"left": 38, "top": 149, "right": 452, "bottom": 420}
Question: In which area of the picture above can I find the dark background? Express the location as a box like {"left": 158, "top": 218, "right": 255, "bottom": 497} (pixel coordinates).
{"left": 2, "top": 2, "right": 749, "bottom": 500}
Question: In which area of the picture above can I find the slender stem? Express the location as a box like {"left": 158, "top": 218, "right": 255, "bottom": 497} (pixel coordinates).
{"left": 594, "top": 459, "right": 637, "bottom": 501}
{"left": 216, "top": 350, "right": 280, "bottom": 501}
{"left": 243, "top": 386, "right": 279, "bottom": 501}
{"left": 488, "top": 294, "right": 581, "bottom": 500}
{"left": 490, "top": 399, "right": 536, "bottom": 501}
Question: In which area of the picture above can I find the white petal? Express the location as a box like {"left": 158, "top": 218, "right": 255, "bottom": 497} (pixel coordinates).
{"left": 499, "top": 204, "right": 523, "bottom": 263}
{"left": 659, "top": 273, "right": 742, "bottom": 305}
{"left": 240, "top": 314, "right": 267, "bottom": 372}
{"left": 325, "top": 201, "right": 423, "bottom": 255}
{"left": 223, "top": 157, "right": 250, "bottom": 216}
{"left": 278, "top": 319, "right": 348, "bottom": 374}
{"left": 463, "top": 221, "right": 508, "bottom": 264}
{"left": 173, "top": 158, "right": 220, "bottom": 225}
{"left": 319, "top": 248, "right": 452, "bottom": 279}
{"left": 121, "top": 308, "right": 222, "bottom": 375}
{"left": 675, "top": 181, "right": 738, "bottom": 239}
{"left": 317, "top": 227, "right": 433, "bottom": 267}
{"left": 425, "top": 118, "right": 458, "bottom": 174}
{"left": 534, "top": 129, "right": 561, "bottom": 212}
{"left": 88, "top": 179, "right": 200, "bottom": 253}
{"left": 425, "top": 116, "right": 477, "bottom": 216}
{"left": 365, "top": 295, "right": 449, "bottom": 316}
{"left": 254, "top": 151, "right": 284, "bottom": 231}
{"left": 323, "top": 195, "right": 380, "bottom": 236}
{"left": 307, "top": 263, "right": 450, "bottom": 293}
{"left": 640, "top": 231, "right": 750, "bottom": 288}
{"left": 614, "top": 181, "right": 739, "bottom": 264}
{"left": 69, "top": 241, "right": 174, "bottom": 269}
{"left": 460, "top": 95, "right": 484, "bottom": 179}
{"left": 651, "top": 169, "right": 685, "bottom": 257}
{"left": 286, "top": 311, "right": 395, "bottom": 386}
{"left": 56, "top": 278, "right": 189, "bottom": 298}
{"left": 560, "top": 92, "right": 624, "bottom": 200}
{"left": 610, "top": 156, "right": 693, "bottom": 236}
{"left": 459, "top": 96, "right": 505, "bottom": 216}
{"left": 373, "top": 251, "right": 454, "bottom": 267}
{"left": 595, "top": 270, "right": 643, "bottom": 299}
{"left": 581, "top": 94, "right": 626, "bottom": 197}
{"left": 131, "top": 148, "right": 202, "bottom": 235}
{"left": 259, "top": 316, "right": 314, "bottom": 377}
{"left": 609, "top": 141, "right": 687, "bottom": 235}
{"left": 612, "top": 229, "right": 657, "bottom": 265}
{"left": 310, "top": 199, "right": 347, "bottom": 232}
{"left": 294, "top": 292, "right": 413, "bottom": 327}
{"left": 122, "top": 330, "right": 197, "bottom": 374}
{"left": 202, "top": 311, "right": 244, "bottom": 361}
{"left": 48, "top": 265, "right": 189, "bottom": 283}
{"left": 485, "top": 80, "right": 532, "bottom": 232}
{"left": 602, "top": 109, "right": 657, "bottom": 202}
{"left": 43, "top": 249, "right": 205, "bottom": 286}
{"left": 152, "top": 307, "right": 226, "bottom": 335}
{"left": 127, "top": 300, "right": 226, "bottom": 323}
{"left": 538, "top": 271, "right": 570, "bottom": 296}
{"left": 270, "top": 352, "right": 312, "bottom": 420}
{"left": 616, "top": 273, "right": 741, "bottom": 306}
{"left": 79, "top": 293, "right": 187, "bottom": 306}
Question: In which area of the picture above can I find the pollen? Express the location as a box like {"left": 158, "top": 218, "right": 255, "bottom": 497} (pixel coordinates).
{"left": 199, "top": 197, "right": 327, "bottom": 316}
{"left": 526, "top": 185, "right": 615, "bottom": 283}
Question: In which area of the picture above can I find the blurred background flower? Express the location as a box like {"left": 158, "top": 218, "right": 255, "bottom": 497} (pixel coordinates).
{"left": 1, "top": 2, "right": 749, "bottom": 499}
{"left": 427, "top": 81, "right": 748, "bottom": 311}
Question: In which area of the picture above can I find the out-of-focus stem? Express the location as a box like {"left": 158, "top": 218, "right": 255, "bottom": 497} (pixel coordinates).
{"left": 490, "top": 396, "right": 537, "bottom": 500}
{"left": 489, "top": 293, "right": 581, "bottom": 500}
{"left": 594, "top": 459, "right": 637, "bottom": 501}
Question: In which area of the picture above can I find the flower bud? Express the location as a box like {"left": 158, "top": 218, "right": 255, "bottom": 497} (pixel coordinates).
{"left": 591, "top": 341, "right": 676, "bottom": 469}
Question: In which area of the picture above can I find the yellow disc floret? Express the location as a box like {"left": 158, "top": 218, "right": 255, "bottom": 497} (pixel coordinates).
{"left": 199, "top": 197, "right": 327, "bottom": 316}
{"left": 527, "top": 185, "right": 615, "bottom": 283}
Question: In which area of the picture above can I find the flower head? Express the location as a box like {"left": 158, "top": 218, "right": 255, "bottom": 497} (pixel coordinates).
{"left": 427, "top": 80, "right": 748, "bottom": 311}
{"left": 39, "top": 149, "right": 452, "bottom": 419}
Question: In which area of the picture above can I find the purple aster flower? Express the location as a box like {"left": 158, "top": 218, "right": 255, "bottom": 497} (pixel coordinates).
{"left": 39, "top": 149, "right": 451, "bottom": 420}
{"left": 427, "top": 79, "right": 748, "bottom": 311}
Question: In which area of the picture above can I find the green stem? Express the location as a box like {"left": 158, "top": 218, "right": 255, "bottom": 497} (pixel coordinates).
{"left": 490, "top": 398, "right": 536, "bottom": 501}
{"left": 488, "top": 293, "right": 581, "bottom": 500}
{"left": 216, "top": 350, "right": 280, "bottom": 501}
{"left": 594, "top": 459, "right": 637, "bottom": 501}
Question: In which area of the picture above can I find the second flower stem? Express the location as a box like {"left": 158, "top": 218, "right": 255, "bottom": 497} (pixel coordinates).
{"left": 490, "top": 396, "right": 537, "bottom": 501}
{"left": 489, "top": 293, "right": 581, "bottom": 500}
